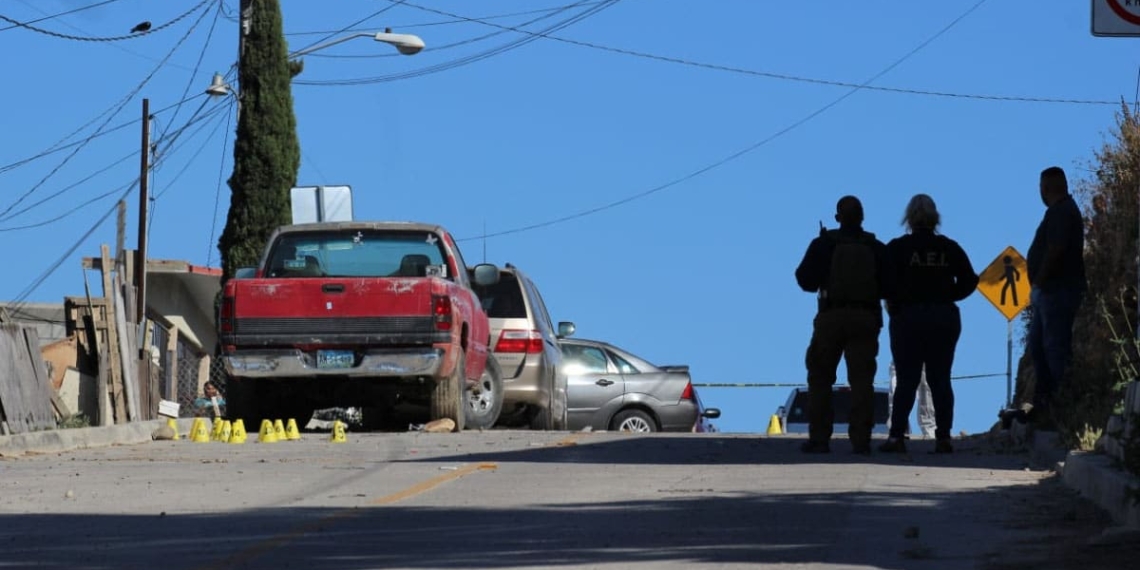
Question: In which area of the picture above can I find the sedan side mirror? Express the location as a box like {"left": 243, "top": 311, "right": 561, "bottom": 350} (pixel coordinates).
{"left": 702, "top": 408, "right": 721, "bottom": 419}
{"left": 557, "top": 321, "right": 576, "bottom": 339}
{"left": 471, "top": 263, "right": 500, "bottom": 287}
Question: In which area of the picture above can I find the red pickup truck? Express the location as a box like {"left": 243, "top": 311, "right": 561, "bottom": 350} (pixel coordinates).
{"left": 217, "top": 221, "right": 503, "bottom": 431}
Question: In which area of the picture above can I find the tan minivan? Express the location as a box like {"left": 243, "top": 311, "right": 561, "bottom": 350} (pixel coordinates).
{"left": 470, "top": 264, "right": 575, "bottom": 429}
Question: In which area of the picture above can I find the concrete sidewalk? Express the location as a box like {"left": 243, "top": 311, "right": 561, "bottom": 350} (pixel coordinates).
{"left": 0, "top": 419, "right": 196, "bottom": 457}
{"left": 1020, "top": 424, "right": 1140, "bottom": 528}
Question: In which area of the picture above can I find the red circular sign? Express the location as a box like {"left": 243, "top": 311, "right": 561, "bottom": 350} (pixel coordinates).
{"left": 1108, "top": 0, "right": 1140, "bottom": 25}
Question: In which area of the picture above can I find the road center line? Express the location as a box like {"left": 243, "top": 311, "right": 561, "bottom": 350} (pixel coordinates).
{"left": 372, "top": 462, "right": 497, "bottom": 505}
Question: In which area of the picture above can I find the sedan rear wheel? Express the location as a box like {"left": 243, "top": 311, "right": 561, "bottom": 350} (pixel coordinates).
{"left": 612, "top": 409, "right": 656, "bottom": 433}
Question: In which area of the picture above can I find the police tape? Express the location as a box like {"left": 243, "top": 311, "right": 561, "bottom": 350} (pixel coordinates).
{"left": 692, "top": 373, "right": 1006, "bottom": 388}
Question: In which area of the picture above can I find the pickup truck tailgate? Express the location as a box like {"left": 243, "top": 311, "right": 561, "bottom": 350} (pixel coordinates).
{"left": 228, "top": 277, "right": 443, "bottom": 346}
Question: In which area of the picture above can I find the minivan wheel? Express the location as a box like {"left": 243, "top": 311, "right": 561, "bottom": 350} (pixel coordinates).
{"left": 612, "top": 409, "right": 656, "bottom": 433}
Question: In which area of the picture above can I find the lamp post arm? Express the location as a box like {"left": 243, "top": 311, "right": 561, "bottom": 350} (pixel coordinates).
{"left": 289, "top": 32, "right": 374, "bottom": 59}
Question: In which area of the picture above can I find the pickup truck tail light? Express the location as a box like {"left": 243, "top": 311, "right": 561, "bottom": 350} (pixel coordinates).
{"left": 432, "top": 295, "right": 452, "bottom": 331}
{"left": 219, "top": 296, "right": 235, "bottom": 333}
{"left": 680, "top": 381, "right": 694, "bottom": 401}
{"left": 495, "top": 330, "right": 543, "bottom": 354}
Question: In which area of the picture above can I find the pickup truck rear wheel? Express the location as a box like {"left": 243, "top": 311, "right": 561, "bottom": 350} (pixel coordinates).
{"left": 430, "top": 349, "right": 466, "bottom": 431}
{"left": 464, "top": 355, "right": 503, "bottom": 430}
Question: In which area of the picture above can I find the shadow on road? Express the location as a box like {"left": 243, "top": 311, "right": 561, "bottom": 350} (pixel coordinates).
{"left": 0, "top": 485, "right": 1049, "bottom": 570}
{"left": 400, "top": 432, "right": 1039, "bottom": 472}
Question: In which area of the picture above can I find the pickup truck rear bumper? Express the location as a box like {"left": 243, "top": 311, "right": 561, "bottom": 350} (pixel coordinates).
{"left": 223, "top": 348, "right": 444, "bottom": 379}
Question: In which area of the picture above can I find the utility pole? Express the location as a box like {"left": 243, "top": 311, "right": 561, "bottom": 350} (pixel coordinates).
{"left": 136, "top": 98, "right": 150, "bottom": 326}
{"left": 115, "top": 200, "right": 126, "bottom": 260}
{"left": 239, "top": 0, "right": 252, "bottom": 118}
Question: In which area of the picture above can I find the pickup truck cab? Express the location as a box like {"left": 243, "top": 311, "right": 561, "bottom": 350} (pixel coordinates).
{"left": 218, "top": 221, "right": 503, "bottom": 431}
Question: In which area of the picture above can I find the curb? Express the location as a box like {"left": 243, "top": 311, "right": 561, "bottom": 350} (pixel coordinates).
{"left": 1061, "top": 450, "right": 1140, "bottom": 528}
{"left": 0, "top": 419, "right": 196, "bottom": 457}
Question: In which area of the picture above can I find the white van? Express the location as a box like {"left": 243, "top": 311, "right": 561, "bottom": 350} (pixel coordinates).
{"left": 776, "top": 385, "right": 906, "bottom": 435}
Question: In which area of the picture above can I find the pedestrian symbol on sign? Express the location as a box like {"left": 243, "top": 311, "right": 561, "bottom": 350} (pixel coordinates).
{"left": 977, "top": 247, "right": 1030, "bottom": 321}
{"left": 1000, "top": 255, "right": 1021, "bottom": 307}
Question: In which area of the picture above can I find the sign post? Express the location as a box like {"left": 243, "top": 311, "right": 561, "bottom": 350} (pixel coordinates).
{"left": 976, "top": 246, "right": 1031, "bottom": 408}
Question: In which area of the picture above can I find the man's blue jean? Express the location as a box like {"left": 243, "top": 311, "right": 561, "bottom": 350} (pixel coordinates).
{"left": 1027, "top": 287, "right": 1084, "bottom": 414}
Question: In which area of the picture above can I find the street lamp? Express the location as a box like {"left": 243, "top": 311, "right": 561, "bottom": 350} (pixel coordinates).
{"left": 204, "top": 29, "right": 426, "bottom": 97}
{"left": 289, "top": 29, "right": 425, "bottom": 58}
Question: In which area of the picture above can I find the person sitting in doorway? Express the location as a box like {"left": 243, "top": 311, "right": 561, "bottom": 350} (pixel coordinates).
{"left": 192, "top": 380, "right": 226, "bottom": 418}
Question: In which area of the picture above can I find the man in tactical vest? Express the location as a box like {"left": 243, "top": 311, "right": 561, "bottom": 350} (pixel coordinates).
{"left": 795, "top": 196, "right": 896, "bottom": 454}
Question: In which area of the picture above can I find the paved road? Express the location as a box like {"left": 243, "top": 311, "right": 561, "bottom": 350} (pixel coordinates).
{"left": 0, "top": 430, "right": 1117, "bottom": 569}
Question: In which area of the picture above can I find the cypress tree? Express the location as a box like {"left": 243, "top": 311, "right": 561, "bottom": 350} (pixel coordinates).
{"left": 218, "top": 0, "right": 301, "bottom": 281}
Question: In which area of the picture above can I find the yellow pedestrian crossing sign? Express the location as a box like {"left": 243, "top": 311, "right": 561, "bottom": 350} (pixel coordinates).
{"left": 977, "top": 246, "right": 1030, "bottom": 320}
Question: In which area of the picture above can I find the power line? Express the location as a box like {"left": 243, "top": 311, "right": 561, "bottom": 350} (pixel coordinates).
{"left": 303, "top": 1, "right": 599, "bottom": 60}
{"left": 459, "top": 0, "right": 992, "bottom": 242}
{"left": 153, "top": 101, "right": 232, "bottom": 200}
{"left": 384, "top": 1, "right": 1117, "bottom": 107}
{"left": 293, "top": 0, "right": 622, "bottom": 86}
{"left": 0, "top": 93, "right": 209, "bottom": 176}
{"left": 0, "top": 0, "right": 123, "bottom": 32}
{"left": 7, "top": 185, "right": 131, "bottom": 312}
{"left": 286, "top": 1, "right": 609, "bottom": 37}
{"left": 3, "top": 78, "right": 237, "bottom": 308}
{"left": 0, "top": 97, "right": 230, "bottom": 233}
{"left": 0, "top": 150, "right": 135, "bottom": 230}
{"left": 0, "top": 3, "right": 214, "bottom": 222}
{"left": 693, "top": 373, "right": 1006, "bottom": 389}
{"left": 0, "top": 0, "right": 212, "bottom": 42}
{"left": 157, "top": 0, "right": 225, "bottom": 143}
{"left": 12, "top": 0, "right": 207, "bottom": 73}
{"left": 289, "top": 0, "right": 406, "bottom": 58}
{"left": 0, "top": 182, "right": 133, "bottom": 233}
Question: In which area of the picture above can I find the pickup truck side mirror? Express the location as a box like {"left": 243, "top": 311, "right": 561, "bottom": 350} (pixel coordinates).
{"left": 702, "top": 408, "right": 721, "bottom": 419}
{"left": 234, "top": 267, "right": 256, "bottom": 279}
{"left": 471, "top": 263, "right": 500, "bottom": 287}
{"left": 557, "top": 321, "right": 576, "bottom": 338}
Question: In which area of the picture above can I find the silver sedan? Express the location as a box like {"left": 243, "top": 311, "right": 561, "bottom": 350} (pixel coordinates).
{"left": 558, "top": 338, "right": 719, "bottom": 432}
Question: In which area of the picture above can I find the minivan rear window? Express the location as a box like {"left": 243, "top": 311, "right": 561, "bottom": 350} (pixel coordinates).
{"left": 472, "top": 273, "right": 527, "bottom": 318}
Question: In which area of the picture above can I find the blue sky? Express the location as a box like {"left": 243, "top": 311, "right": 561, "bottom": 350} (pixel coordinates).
{"left": 1, "top": 0, "right": 1136, "bottom": 435}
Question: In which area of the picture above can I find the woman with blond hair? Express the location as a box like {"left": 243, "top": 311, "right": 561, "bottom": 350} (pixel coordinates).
{"left": 880, "top": 194, "right": 978, "bottom": 454}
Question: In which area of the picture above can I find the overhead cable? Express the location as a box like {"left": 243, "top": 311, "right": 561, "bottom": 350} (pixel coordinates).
{"left": 293, "top": 0, "right": 622, "bottom": 86}
{"left": 0, "top": 0, "right": 123, "bottom": 32}
{"left": 0, "top": 93, "right": 209, "bottom": 176}
{"left": 0, "top": 3, "right": 213, "bottom": 222}
{"left": 206, "top": 104, "right": 234, "bottom": 267}
{"left": 303, "top": 1, "right": 598, "bottom": 59}
{"left": 387, "top": 1, "right": 1117, "bottom": 106}
{"left": 289, "top": 0, "right": 405, "bottom": 57}
{"left": 286, "top": 1, "right": 609, "bottom": 37}
{"left": 459, "top": 0, "right": 991, "bottom": 242}
{"left": 0, "top": 0, "right": 212, "bottom": 42}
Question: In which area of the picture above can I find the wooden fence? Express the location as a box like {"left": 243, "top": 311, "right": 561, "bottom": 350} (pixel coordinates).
{"left": 0, "top": 325, "right": 59, "bottom": 434}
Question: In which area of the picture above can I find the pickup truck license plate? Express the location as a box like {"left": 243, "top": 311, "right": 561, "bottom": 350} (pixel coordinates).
{"left": 316, "top": 350, "right": 354, "bottom": 370}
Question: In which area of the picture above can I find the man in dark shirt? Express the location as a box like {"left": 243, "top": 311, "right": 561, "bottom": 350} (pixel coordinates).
{"left": 1023, "top": 166, "right": 1087, "bottom": 426}
{"left": 795, "top": 196, "right": 896, "bottom": 454}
